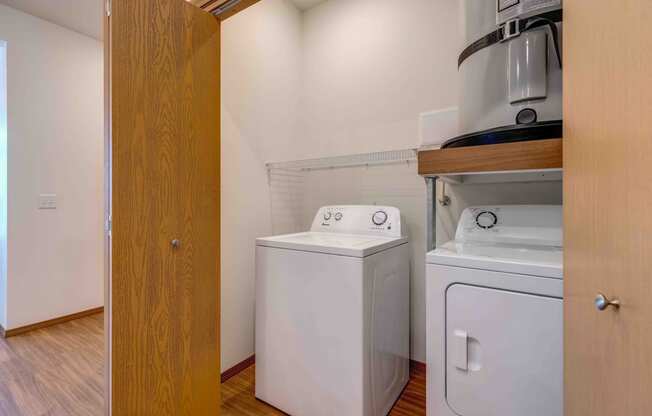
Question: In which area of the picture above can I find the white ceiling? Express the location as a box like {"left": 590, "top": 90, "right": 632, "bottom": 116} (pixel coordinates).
{"left": 291, "top": 0, "right": 328, "bottom": 11}
{"left": 0, "top": 0, "right": 103, "bottom": 40}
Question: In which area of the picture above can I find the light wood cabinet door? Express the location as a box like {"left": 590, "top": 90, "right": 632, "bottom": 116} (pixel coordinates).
{"left": 107, "top": 0, "right": 221, "bottom": 414}
{"left": 564, "top": 1, "right": 652, "bottom": 415}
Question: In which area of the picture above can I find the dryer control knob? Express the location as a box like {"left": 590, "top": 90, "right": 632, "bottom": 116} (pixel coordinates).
{"left": 324, "top": 211, "right": 332, "bottom": 221}
{"left": 476, "top": 211, "right": 498, "bottom": 229}
{"left": 372, "top": 211, "right": 388, "bottom": 226}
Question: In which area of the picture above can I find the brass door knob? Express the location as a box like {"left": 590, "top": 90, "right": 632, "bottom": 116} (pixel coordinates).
{"left": 595, "top": 293, "right": 620, "bottom": 311}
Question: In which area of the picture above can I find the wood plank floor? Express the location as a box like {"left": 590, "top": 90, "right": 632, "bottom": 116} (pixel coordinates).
{"left": 0, "top": 314, "right": 426, "bottom": 415}
{"left": 0, "top": 313, "right": 104, "bottom": 416}
{"left": 222, "top": 363, "right": 426, "bottom": 416}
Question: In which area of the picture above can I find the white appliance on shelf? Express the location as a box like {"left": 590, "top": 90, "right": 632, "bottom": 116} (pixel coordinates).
{"left": 426, "top": 205, "right": 563, "bottom": 416}
{"left": 448, "top": 0, "right": 563, "bottom": 147}
{"left": 256, "top": 206, "right": 410, "bottom": 416}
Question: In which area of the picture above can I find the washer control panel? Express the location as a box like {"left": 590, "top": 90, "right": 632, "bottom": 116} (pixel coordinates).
{"left": 311, "top": 206, "right": 402, "bottom": 238}
{"left": 456, "top": 205, "right": 563, "bottom": 247}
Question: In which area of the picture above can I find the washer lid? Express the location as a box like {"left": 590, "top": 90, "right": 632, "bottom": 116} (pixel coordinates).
{"left": 427, "top": 241, "right": 562, "bottom": 279}
{"left": 256, "top": 232, "right": 408, "bottom": 258}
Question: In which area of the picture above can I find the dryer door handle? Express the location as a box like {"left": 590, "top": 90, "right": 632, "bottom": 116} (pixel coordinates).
{"left": 452, "top": 330, "right": 468, "bottom": 371}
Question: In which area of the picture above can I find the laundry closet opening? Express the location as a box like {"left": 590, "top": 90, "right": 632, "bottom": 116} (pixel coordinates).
{"left": 220, "top": 0, "right": 563, "bottom": 413}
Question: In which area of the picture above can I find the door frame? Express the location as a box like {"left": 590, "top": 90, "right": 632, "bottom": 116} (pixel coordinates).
{"left": 103, "top": 0, "right": 112, "bottom": 410}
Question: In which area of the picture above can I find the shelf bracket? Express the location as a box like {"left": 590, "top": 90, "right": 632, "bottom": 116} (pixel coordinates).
{"left": 437, "top": 181, "right": 451, "bottom": 206}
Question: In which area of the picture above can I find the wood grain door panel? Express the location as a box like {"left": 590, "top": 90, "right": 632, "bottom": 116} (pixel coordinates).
{"left": 564, "top": 1, "right": 652, "bottom": 415}
{"left": 108, "top": 0, "right": 221, "bottom": 414}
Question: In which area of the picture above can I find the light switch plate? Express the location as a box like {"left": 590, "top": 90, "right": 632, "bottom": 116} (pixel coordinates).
{"left": 38, "top": 194, "right": 57, "bottom": 210}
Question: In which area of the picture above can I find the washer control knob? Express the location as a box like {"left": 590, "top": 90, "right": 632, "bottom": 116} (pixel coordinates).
{"left": 476, "top": 211, "right": 498, "bottom": 229}
{"left": 323, "top": 211, "right": 332, "bottom": 221}
{"left": 334, "top": 212, "right": 343, "bottom": 221}
{"left": 372, "top": 210, "right": 388, "bottom": 226}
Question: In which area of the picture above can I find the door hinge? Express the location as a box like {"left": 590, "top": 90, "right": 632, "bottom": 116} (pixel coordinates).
{"left": 105, "top": 215, "right": 112, "bottom": 233}
{"left": 105, "top": 0, "right": 111, "bottom": 17}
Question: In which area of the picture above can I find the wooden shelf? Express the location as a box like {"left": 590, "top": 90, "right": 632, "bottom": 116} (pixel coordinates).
{"left": 418, "top": 138, "right": 563, "bottom": 176}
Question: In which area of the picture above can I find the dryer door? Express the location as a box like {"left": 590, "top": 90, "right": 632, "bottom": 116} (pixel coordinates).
{"left": 446, "top": 284, "right": 562, "bottom": 416}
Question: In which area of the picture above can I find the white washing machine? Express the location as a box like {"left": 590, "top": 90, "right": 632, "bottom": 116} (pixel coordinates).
{"left": 256, "top": 206, "right": 410, "bottom": 416}
{"left": 426, "top": 205, "right": 563, "bottom": 416}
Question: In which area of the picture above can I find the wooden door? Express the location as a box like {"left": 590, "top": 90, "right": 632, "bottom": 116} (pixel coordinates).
{"left": 106, "top": 0, "right": 221, "bottom": 414}
{"left": 564, "top": 1, "right": 652, "bottom": 414}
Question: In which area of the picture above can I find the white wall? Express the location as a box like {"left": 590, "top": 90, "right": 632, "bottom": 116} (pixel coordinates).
{"left": 299, "top": 0, "right": 460, "bottom": 158}
{"left": 221, "top": 0, "right": 303, "bottom": 371}
{"left": 0, "top": 4, "right": 104, "bottom": 329}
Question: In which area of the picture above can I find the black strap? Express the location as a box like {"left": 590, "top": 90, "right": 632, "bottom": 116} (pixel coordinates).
{"left": 458, "top": 9, "right": 563, "bottom": 68}
{"left": 525, "top": 16, "right": 562, "bottom": 68}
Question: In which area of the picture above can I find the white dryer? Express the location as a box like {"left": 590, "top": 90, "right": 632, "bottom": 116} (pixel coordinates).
{"left": 256, "top": 206, "right": 410, "bottom": 416}
{"left": 426, "top": 205, "right": 563, "bottom": 416}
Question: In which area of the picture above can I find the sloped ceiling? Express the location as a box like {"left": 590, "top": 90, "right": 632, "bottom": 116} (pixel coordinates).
{"left": 0, "top": 0, "right": 103, "bottom": 40}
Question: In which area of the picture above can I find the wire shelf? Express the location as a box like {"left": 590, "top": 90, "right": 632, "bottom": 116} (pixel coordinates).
{"left": 265, "top": 149, "right": 418, "bottom": 172}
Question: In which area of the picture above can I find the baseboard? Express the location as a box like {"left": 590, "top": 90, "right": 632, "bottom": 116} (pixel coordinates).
{"left": 1, "top": 306, "right": 104, "bottom": 338}
{"left": 410, "top": 359, "right": 426, "bottom": 373}
{"left": 221, "top": 355, "right": 256, "bottom": 383}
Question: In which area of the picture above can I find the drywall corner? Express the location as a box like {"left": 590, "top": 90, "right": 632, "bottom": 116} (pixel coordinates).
{"left": 0, "top": 40, "right": 7, "bottom": 328}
